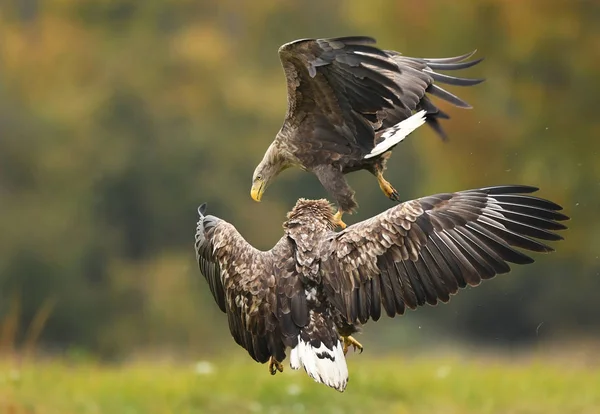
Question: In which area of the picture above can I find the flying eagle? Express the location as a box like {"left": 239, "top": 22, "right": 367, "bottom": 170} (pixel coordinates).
{"left": 195, "top": 185, "right": 568, "bottom": 392}
{"left": 250, "top": 36, "right": 484, "bottom": 227}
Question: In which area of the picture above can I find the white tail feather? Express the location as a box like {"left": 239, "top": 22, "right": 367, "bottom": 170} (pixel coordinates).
{"left": 289, "top": 336, "right": 348, "bottom": 392}
{"left": 364, "top": 110, "right": 427, "bottom": 159}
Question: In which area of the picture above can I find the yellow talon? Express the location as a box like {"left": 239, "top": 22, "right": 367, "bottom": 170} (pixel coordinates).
{"left": 376, "top": 171, "right": 401, "bottom": 202}
{"left": 333, "top": 210, "right": 347, "bottom": 229}
{"left": 268, "top": 356, "right": 284, "bottom": 375}
{"left": 342, "top": 336, "right": 363, "bottom": 355}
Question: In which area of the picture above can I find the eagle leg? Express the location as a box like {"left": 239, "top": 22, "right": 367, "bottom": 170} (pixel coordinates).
{"left": 268, "top": 356, "right": 284, "bottom": 375}
{"left": 333, "top": 210, "right": 348, "bottom": 229}
{"left": 342, "top": 335, "right": 363, "bottom": 355}
{"left": 376, "top": 171, "right": 401, "bottom": 202}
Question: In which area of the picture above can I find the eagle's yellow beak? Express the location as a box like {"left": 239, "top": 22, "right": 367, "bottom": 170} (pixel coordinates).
{"left": 251, "top": 179, "right": 264, "bottom": 202}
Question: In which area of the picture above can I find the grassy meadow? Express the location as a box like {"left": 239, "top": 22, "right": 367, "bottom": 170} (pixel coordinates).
{"left": 1, "top": 353, "right": 599, "bottom": 414}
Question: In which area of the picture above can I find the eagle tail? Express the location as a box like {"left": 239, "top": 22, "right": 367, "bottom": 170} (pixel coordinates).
{"left": 365, "top": 110, "right": 427, "bottom": 159}
{"left": 289, "top": 314, "right": 348, "bottom": 392}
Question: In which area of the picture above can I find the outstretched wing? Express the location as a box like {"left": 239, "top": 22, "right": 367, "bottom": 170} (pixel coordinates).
{"left": 194, "top": 205, "right": 278, "bottom": 363}
{"left": 278, "top": 36, "right": 482, "bottom": 153}
{"left": 320, "top": 186, "right": 568, "bottom": 325}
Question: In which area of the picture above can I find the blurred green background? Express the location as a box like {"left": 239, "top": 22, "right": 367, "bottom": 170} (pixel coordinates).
{"left": 1, "top": 0, "right": 599, "bottom": 362}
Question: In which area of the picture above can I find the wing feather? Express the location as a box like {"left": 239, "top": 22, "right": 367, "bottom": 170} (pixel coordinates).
{"left": 430, "top": 232, "right": 469, "bottom": 288}
{"left": 418, "top": 247, "right": 452, "bottom": 303}
{"left": 410, "top": 255, "right": 440, "bottom": 306}
{"left": 321, "top": 186, "right": 568, "bottom": 325}
{"left": 401, "top": 259, "right": 428, "bottom": 307}
{"left": 377, "top": 258, "right": 397, "bottom": 317}
{"left": 369, "top": 274, "right": 383, "bottom": 321}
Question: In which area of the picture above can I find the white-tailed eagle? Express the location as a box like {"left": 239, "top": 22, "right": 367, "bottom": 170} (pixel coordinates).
{"left": 195, "top": 185, "right": 567, "bottom": 392}
{"left": 250, "top": 36, "right": 484, "bottom": 227}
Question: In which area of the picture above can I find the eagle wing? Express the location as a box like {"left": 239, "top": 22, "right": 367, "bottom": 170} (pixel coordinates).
{"left": 320, "top": 186, "right": 568, "bottom": 325}
{"left": 194, "top": 204, "right": 280, "bottom": 363}
{"left": 278, "top": 36, "right": 482, "bottom": 153}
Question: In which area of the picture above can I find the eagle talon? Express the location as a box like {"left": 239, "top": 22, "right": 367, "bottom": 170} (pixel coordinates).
{"left": 333, "top": 211, "right": 347, "bottom": 229}
{"left": 268, "top": 356, "right": 284, "bottom": 375}
{"left": 376, "top": 172, "right": 401, "bottom": 202}
{"left": 342, "top": 335, "right": 363, "bottom": 355}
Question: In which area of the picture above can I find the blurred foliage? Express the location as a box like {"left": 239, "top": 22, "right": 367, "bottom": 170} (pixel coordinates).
{"left": 0, "top": 0, "right": 599, "bottom": 357}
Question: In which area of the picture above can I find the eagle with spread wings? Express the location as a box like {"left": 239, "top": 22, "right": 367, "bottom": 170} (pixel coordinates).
{"left": 250, "top": 36, "right": 484, "bottom": 228}
{"left": 195, "top": 185, "right": 568, "bottom": 392}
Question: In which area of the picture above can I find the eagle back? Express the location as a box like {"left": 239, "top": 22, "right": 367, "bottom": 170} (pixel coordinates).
{"left": 283, "top": 199, "right": 336, "bottom": 282}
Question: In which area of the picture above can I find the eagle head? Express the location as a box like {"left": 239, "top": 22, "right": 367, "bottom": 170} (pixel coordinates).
{"left": 251, "top": 142, "right": 294, "bottom": 202}
{"left": 283, "top": 198, "right": 336, "bottom": 231}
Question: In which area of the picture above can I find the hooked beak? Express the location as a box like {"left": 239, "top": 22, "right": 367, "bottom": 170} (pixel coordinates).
{"left": 250, "top": 179, "right": 264, "bottom": 202}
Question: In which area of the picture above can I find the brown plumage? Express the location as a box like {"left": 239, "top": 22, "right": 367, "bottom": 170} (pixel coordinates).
{"left": 195, "top": 185, "right": 568, "bottom": 392}
{"left": 250, "top": 36, "right": 484, "bottom": 226}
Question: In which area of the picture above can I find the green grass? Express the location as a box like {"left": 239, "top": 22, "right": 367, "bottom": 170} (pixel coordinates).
{"left": 1, "top": 354, "right": 599, "bottom": 414}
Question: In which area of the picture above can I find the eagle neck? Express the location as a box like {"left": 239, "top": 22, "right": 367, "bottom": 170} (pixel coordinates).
{"left": 273, "top": 128, "right": 302, "bottom": 167}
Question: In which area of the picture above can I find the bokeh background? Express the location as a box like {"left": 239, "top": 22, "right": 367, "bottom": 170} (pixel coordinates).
{"left": 1, "top": 0, "right": 599, "bottom": 384}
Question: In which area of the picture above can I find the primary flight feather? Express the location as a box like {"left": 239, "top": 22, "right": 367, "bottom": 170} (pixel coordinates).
{"left": 195, "top": 185, "right": 568, "bottom": 392}
{"left": 250, "top": 36, "right": 484, "bottom": 227}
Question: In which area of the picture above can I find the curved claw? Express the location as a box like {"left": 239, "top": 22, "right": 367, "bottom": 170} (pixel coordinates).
{"left": 389, "top": 187, "right": 401, "bottom": 202}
